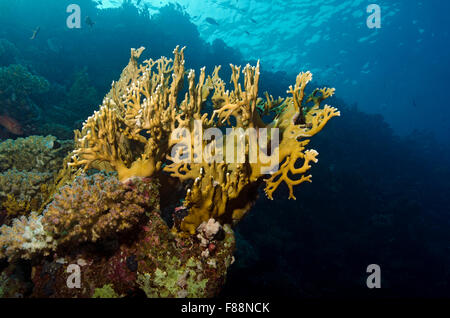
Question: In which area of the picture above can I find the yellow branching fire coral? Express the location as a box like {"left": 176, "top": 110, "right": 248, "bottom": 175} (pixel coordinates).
{"left": 69, "top": 47, "right": 185, "bottom": 181}
{"left": 69, "top": 46, "right": 340, "bottom": 235}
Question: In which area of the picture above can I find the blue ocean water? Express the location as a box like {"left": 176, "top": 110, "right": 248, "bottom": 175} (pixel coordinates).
{"left": 0, "top": 0, "right": 449, "bottom": 298}
{"left": 99, "top": 0, "right": 450, "bottom": 140}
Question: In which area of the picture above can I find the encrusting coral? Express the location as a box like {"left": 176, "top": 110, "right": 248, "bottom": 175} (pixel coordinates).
{"left": 0, "top": 135, "right": 72, "bottom": 173}
{"left": 0, "top": 171, "right": 158, "bottom": 258}
{"left": 42, "top": 172, "right": 158, "bottom": 246}
{"left": 69, "top": 46, "right": 340, "bottom": 234}
{"left": 0, "top": 136, "right": 73, "bottom": 219}
{"left": 0, "top": 170, "right": 52, "bottom": 215}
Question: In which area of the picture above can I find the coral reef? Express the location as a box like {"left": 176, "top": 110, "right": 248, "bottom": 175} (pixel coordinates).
{"left": 0, "top": 170, "right": 52, "bottom": 216}
{"left": 0, "top": 135, "right": 70, "bottom": 172}
{"left": 0, "top": 47, "right": 338, "bottom": 298}
{"left": 69, "top": 47, "right": 339, "bottom": 234}
{"left": 1, "top": 170, "right": 155, "bottom": 261}
{"left": 42, "top": 172, "right": 158, "bottom": 246}
{"left": 0, "top": 64, "right": 49, "bottom": 132}
{"left": 39, "top": 68, "right": 101, "bottom": 140}
{"left": 0, "top": 136, "right": 72, "bottom": 220}
{"left": 0, "top": 212, "right": 55, "bottom": 261}
{"left": 92, "top": 284, "right": 122, "bottom": 298}
{"left": 0, "top": 42, "right": 100, "bottom": 139}
{"left": 0, "top": 169, "right": 234, "bottom": 297}
{"left": 65, "top": 68, "right": 99, "bottom": 119}
{"left": 28, "top": 174, "right": 235, "bottom": 298}
{"left": 0, "top": 39, "right": 19, "bottom": 67}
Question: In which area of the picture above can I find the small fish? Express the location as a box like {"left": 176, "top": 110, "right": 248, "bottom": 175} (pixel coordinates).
{"left": 30, "top": 26, "right": 40, "bottom": 40}
{"left": 244, "top": 31, "right": 250, "bottom": 35}
{"left": 85, "top": 16, "right": 95, "bottom": 28}
{"left": 250, "top": 18, "right": 257, "bottom": 24}
{"left": 0, "top": 115, "right": 23, "bottom": 135}
{"left": 205, "top": 17, "right": 219, "bottom": 26}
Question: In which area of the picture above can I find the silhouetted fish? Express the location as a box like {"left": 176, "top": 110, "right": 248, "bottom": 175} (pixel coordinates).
{"left": 85, "top": 16, "right": 95, "bottom": 28}
{"left": 205, "top": 17, "right": 219, "bottom": 26}
{"left": 30, "top": 26, "right": 40, "bottom": 40}
{"left": 0, "top": 115, "right": 23, "bottom": 135}
{"left": 250, "top": 18, "right": 257, "bottom": 23}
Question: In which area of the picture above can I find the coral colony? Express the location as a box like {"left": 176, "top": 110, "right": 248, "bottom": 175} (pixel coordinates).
{"left": 0, "top": 47, "right": 339, "bottom": 297}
